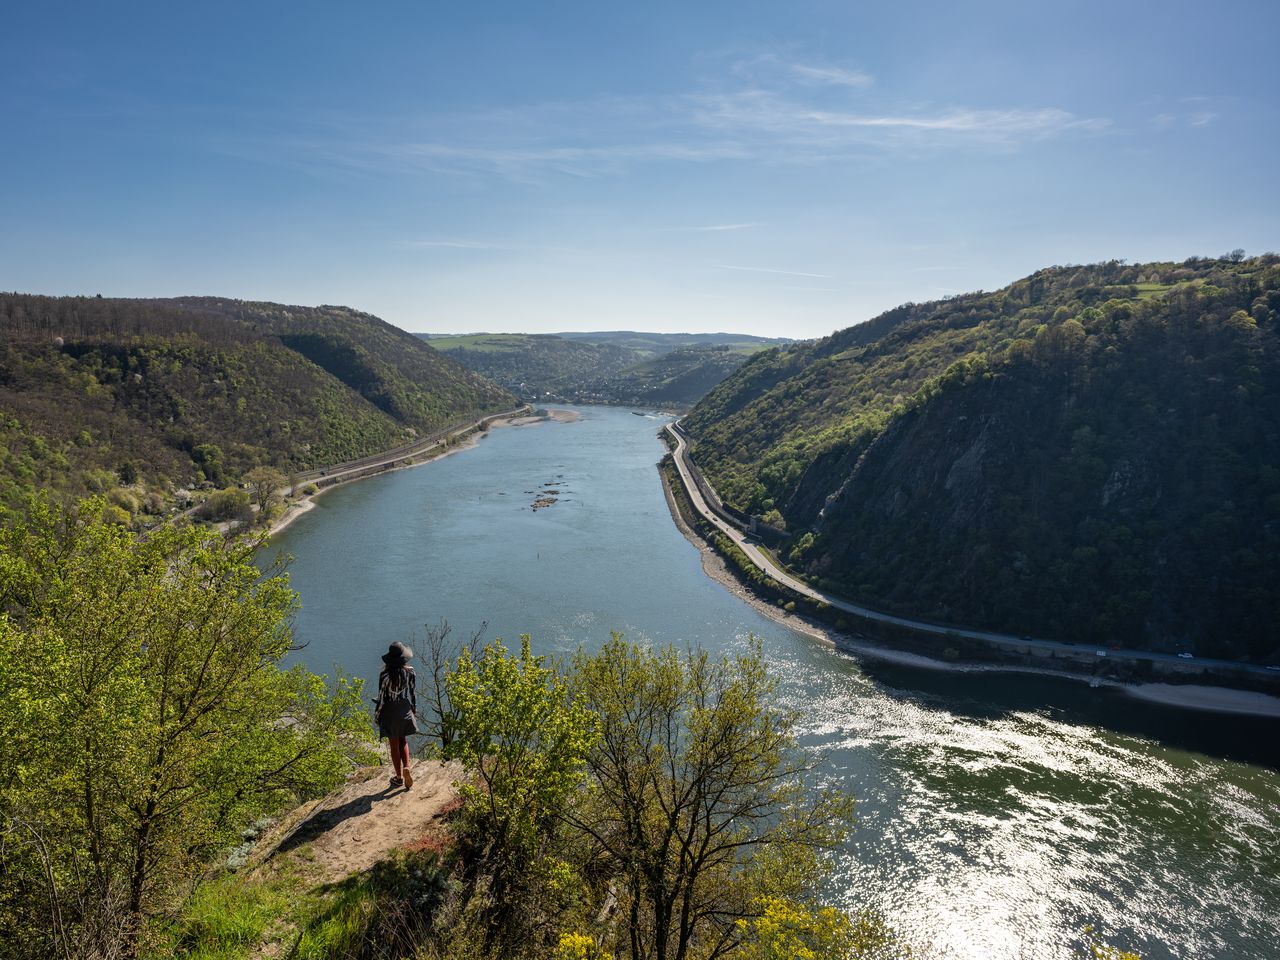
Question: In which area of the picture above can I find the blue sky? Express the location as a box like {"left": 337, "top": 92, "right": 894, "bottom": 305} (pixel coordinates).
{"left": 3, "top": 1, "right": 1277, "bottom": 339}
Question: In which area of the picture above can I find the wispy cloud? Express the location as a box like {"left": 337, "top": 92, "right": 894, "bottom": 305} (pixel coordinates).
{"left": 668, "top": 222, "right": 763, "bottom": 232}
{"left": 811, "top": 107, "right": 1105, "bottom": 135}
{"left": 734, "top": 53, "right": 874, "bottom": 89}
{"left": 405, "top": 238, "right": 509, "bottom": 250}
{"left": 716, "top": 264, "right": 830, "bottom": 279}
{"left": 232, "top": 51, "right": 1111, "bottom": 183}
{"left": 787, "top": 63, "right": 875, "bottom": 89}
{"left": 693, "top": 91, "right": 1108, "bottom": 143}
{"left": 1149, "top": 107, "right": 1217, "bottom": 130}
{"left": 272, "top": 137, "right": 750, "bottom": 183}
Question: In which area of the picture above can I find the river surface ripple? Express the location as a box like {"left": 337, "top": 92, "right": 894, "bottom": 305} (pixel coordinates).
{"left": 265, "top": 405, "right": 1280, "bottom": 960}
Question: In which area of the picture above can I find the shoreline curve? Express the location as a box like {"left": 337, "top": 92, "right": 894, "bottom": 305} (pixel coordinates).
{"left": 657, "top": 456, "right": 1280, "bottom": 720}
{"left": 266, "top": 407, "right": 577, "bottom": 538}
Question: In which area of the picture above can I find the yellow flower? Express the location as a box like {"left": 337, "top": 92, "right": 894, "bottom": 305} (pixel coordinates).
{"left": 553, "top": 931, "right": 612, "bottom": 960}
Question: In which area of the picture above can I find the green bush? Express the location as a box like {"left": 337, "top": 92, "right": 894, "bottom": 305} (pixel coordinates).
{"left": 0, "top": 497, "right": 374, "bottom": 957}
{"left": 198, "top": 486, "right": 252, "bottom": 522}
{"left": 100, "top": 503, "right": 133, "bottom": 527}
{"left": 106, "top": 487, "right": 140, "bottom": 514}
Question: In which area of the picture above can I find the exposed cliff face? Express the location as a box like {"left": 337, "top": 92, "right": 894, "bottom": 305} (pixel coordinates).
{"left": 684, "top": 256, "right": 1280, "bottom": 659}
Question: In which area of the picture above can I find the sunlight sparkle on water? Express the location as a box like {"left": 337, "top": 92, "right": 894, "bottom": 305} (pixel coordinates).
{"left": 270, "top": 407, "right": 1280, "bottom": 960}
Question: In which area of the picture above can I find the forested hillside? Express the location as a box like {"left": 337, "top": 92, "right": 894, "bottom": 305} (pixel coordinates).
{"left": 0, "top": 294, "right": 514, "bottom": 510}
{"left": 420, "top": 333, "right": 638, "bottom": 399}
{"left": 168, "top": 298, "right": 509, "bottom": 431}
{"left": 682, "top": 255, "right": 1280, "bottom": 660}
{"left": 423, "top": 330, "right": 788, "bottom": 406}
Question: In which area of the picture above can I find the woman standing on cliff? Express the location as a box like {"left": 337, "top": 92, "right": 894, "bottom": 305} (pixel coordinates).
{"left": 374, "top": 641, "right": 419, "bottom": 788}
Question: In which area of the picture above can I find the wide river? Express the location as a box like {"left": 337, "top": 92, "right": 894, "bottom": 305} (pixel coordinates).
{"left": 266, "top": 406, "right": 1280, "bottom": 960}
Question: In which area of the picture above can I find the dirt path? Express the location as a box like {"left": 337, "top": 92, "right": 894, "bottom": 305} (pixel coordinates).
{"left": 261, "top": 760, "right": 463, "bottom": 883}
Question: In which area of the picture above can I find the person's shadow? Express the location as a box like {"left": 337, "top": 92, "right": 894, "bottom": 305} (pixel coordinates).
{"left": 271, "top": 782, "right": 400, "bottom": 858}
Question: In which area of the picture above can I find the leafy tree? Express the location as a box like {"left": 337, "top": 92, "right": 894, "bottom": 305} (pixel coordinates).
{"left": 0, "top": 498, "right": 374, "bottom": 959}
{"left": 197, "top": 486, "right": 252, "bottom": 523}
{"left": 568, "top": 637, "right": 853, "bottom": 960}
{"left": 192, "top": 443, "right": 225, "bottom": 484}
{"left": 434, "top": 636, "right": 868, "bottom": 960}
{"left": 243, "top": 466, "right": 287, "bottom": 514}
{"left": 444, "top": 636, "right": 599, "bottom": 881}
{"left": 101, "top": 502, "right": 133, "bottom": 527}
{"left": 736, "top": 897, "right": 913, "bottom": 960}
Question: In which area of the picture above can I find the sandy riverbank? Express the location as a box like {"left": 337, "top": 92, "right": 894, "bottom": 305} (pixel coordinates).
{"left": 504, "top": 408, "right": 582, "bottom": 426}
{"left": 658, "top": 464, "right": 1280, "bottom": 719}
{"left": 1125, "top": 683, "right": 1280, "bottom": 718}
{"left": 267, "top": 497, "right": 317, "bottom": 536}
{"left": 265, "top": 408, "right": 579, "bottom": 537}
{"left": 264, "top": 435, "right": 483, "bottom": 537}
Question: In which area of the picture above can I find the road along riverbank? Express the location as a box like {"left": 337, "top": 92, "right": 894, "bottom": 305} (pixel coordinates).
{"left": 659, "top": 427, "right": 1280, "bottom": 717}
{"left": 267, "top": 404, "right": 1280, "bottom": 960}
{"left": 267, "top": 405, "right": 540, "bottom": 535}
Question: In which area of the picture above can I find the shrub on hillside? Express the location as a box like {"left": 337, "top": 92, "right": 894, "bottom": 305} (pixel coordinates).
{"left": 197, "top": 486, "right": 252, "bottom": 522}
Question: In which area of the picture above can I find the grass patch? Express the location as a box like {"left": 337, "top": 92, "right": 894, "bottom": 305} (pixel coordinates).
{"left": 145, "top": 849, "right": 454, "bottom": 960}
{"left": 724, "top": 341, "right": 780, "bottom": 354}
{"left": 1133, "top": 279, "right": 1207, "bottom": 300}
{"left": 144, "top": 874, "right": 299, "bottom": 960}
{"left": 1133, "top": 282, "right": 1174, "bottom": 300}
{"left": 425, "top": 334, "right": 533, "bottom": 352}
{"left": 292, "top": 880, "right": 379, "bottom": 960}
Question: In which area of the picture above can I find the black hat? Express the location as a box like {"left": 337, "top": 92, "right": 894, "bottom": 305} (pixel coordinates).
{"left": 382, "top": 641, "right": 414, "bottom": 666}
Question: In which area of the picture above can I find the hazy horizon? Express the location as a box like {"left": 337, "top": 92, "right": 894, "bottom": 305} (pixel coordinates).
{"left": 13, "top": 251, "right": 1260, "bottom": 343}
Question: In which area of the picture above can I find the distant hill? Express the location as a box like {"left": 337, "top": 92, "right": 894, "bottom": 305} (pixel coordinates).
{"left": 419, "top": 330, "right": 789, "bottom": 407}
{"left": 553, "top": 330, "right": 788, "bottom": 353}
{"left": 682, "top": 255, "right": 1280, "bottom": 661}
{"left": 0, "top": 294, "right": 514, "bottom": 510}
